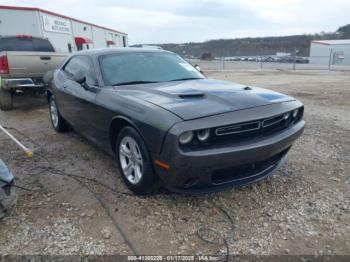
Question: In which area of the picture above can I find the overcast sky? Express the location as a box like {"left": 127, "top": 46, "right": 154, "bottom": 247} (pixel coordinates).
{"left": 1, "top": 0, "right": 349, "bottom": 44}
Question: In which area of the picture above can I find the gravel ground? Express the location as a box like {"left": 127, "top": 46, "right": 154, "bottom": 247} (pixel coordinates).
{"left": 0, "top": 70, "right": 349, "bottom": 256}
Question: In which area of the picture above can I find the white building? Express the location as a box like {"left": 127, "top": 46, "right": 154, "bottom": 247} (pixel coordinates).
{"left": 309, "top": 39, "right": 350, "bottom": 65}
{"left": 0, "top": 5, "right": 128, "bottom": 53}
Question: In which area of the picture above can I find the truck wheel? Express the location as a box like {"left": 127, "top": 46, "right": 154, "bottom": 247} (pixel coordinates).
{"left": 0, "top": 88, "right": 13, "bottom": 111}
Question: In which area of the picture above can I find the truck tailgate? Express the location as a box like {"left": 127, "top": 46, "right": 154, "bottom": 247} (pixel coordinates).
{"left": 6, "top": 51, "right": 67, "bottom": 78}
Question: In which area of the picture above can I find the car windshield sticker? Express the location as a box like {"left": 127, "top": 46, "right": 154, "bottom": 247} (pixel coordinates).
{"left": 179, "top": 63, "right": 197, "bottom": 72}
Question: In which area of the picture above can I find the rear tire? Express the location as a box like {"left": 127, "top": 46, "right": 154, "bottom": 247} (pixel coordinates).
{"left": 115, "top": 126, "right": 157, "bottom": 194}
{"left": 0, "top": 87, "right": 13, "bottom": 111}
{"left": 49, "top": 96, "right": 68, "bottom": 132}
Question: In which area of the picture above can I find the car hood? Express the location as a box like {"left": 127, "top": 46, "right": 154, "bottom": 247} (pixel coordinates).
{"left": 114, "top": 79, "right": 295, "bottom": 120}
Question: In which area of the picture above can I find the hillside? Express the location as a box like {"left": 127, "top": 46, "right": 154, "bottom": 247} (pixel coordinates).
{"left": 141, "top": 25, "right": 350, "bottom": 58}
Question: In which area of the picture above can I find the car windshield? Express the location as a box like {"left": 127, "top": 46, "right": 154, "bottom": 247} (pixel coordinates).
{"left": 100, "top": 52, "right": 204, "bottom": 86}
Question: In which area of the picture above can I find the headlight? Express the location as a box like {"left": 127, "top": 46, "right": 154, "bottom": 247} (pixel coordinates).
{"left": 284, "top": 112, "right": 291, "bottom": 120}
{"left": 197, "top": 129, "right": 210, "bottom": 142}
{"left": 179, "top": 131, "right": 194, "bottom": 144}
{"left": 292, "top": 109, "right": 298, "bottom": 118}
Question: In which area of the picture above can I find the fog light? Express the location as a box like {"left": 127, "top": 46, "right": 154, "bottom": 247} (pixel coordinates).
{"left": 179, "top": 131, "right": 194, "bottom": 144}
{"left": 197, "top": 129, "right": 210, "bottom": 142}
{"left": 292, "top": 109, "right": 298, "bottom": 118}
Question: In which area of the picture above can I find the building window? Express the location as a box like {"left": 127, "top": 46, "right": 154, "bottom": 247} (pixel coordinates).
{"left": 67, "top": 43, "right": 72, "bottom": 53}
{"left": 77, "top": 44, "right": 83, "bottom": 51}
{"left": 122, "top": 36, "right": 126, "bottom": 47}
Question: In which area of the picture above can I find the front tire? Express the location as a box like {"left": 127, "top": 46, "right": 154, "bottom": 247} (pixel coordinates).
{"left": 49, "top": 96, "right": 68, "bottom": 132}
{"left": 0, "top": 88, "right": 13, "bottom": 111}
{"left": 115, "top": 126, "right": 157, "bottom": 194}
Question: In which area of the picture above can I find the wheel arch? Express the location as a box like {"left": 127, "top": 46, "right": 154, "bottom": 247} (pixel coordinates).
{"left": 46, "top": 90, "right": 53, "bottom": 103}
{"left": 109, "top": 116, "right": 143, "bottom": 154}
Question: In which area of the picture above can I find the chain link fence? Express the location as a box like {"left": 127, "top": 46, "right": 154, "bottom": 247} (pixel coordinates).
{"left": 184, "top": 53, "right": 350, "bottom": 71}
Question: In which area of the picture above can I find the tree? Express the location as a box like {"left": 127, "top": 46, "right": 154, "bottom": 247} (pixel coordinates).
{"left": 337, "top": 24, "right": 350, "bottom": 33}
{"left": 200, "top": 52, "right": 214, "bottom": 60}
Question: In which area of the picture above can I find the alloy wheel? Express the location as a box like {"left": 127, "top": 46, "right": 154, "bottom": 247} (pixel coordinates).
{"left": 119, "top": 136, "right": 143, "bottom": 184}
{"left": 50, "top": 99, "right": 59, "bottom": 128}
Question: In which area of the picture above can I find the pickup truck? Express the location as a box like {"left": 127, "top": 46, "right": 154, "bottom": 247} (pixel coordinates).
{"left": 0, "top": 35, "right": 67, "bottom": 110}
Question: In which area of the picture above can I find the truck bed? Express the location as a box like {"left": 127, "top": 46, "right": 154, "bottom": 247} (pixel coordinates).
{"left": 1, "top": 51, "right": 67, "bottom": 78}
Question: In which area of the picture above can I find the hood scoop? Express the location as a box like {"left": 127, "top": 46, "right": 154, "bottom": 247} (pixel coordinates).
{"left": 176, "top": 91, "right": 205, "bottom": 99}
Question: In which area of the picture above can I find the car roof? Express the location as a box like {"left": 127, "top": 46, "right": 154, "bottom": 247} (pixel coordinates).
{"left": 74, "top": 47, "right": 171, "bottom": 57}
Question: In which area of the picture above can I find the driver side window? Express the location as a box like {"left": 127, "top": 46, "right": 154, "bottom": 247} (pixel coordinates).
{"left": 63, "top": 56, "right": 98, "bottom": 86}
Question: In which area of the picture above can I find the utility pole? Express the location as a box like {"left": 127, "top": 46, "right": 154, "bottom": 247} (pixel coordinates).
{"left": 293, "top": 47, "right": 297, "bottom": 71}
{"left": 222, "top": 48, "right": 225, "bottom": 70}
{"left": 328, "top": 48, "right": 333, "bottom": 70}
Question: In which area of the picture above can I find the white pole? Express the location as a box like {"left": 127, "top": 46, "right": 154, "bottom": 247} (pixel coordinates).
{"left": 0, "top": 125, "right": 33, "bottom": 157}
{"left": 293, "top": 47, "right": 296, "bottom": 71}
{"left": 328, "top": 48, "right": 333, "bottom": 70}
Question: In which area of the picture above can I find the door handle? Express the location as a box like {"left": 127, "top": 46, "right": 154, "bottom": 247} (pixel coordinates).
{"left": 40, "top": 56, "right": 51, "bottom": 61}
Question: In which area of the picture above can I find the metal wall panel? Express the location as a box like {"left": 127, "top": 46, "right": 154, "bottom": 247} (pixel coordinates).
{"left": 0, "top": 9, "right": 41, "bottom": 37}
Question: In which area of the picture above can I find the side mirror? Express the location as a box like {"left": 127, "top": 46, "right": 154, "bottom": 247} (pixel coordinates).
{"left": 73, "top": 70, "right": 86, "bottom": 85}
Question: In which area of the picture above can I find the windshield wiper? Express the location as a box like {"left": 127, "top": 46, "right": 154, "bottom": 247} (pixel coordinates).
{"left": 168, "top": 77, "right": 203, "bottom": 82}
{"left": 112, "top": 81, "right": 159, "bottom": 86}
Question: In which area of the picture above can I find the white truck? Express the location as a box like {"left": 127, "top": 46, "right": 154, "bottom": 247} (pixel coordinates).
{"left": 0, "top": 35, "right": 67, "bottom": 110}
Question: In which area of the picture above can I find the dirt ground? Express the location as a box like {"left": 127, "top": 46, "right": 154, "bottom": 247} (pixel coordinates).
{"left": 0, "top": 69, "right": 349, "bottom": 256}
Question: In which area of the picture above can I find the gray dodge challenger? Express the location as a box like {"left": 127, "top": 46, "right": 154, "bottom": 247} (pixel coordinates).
{"left": 45, "top": 48, "right": 305, "bottom": 194}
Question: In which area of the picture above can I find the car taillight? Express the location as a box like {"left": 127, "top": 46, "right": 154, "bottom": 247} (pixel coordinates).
{"left": 16, "top": 35, "right": 32, "bottom": 39}
{"left": 0, "top": 55, "right": 9, "bottom": 74}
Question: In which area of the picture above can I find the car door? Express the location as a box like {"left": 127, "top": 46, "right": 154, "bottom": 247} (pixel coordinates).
{"left": 54, "top": 55, "right": 99, "bottom": 138}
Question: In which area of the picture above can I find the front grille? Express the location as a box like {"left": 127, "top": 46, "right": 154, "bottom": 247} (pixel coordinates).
{"left": 211, "top": 148, "right": 289, "bottom": 185}
{"left": 215, "top": 112, "right": 289, "bottom": 137}
{"left": 262, "top": 114, "right": 285, "bottom": 127}
{"left": 180, "top": 107, "right": 303, "bottom": 152}
{"left": 212, "top": 108, "right": 303, "bottom": 145}
{"left": 216, "top": 121, "right": 260, "bottom": 136}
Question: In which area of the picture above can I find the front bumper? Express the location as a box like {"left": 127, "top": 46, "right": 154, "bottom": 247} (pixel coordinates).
{"left": 153, "top": 102, "right": 305, "bottom": 194}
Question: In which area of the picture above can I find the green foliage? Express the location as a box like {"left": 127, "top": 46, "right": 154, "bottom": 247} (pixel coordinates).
{"left": 337, "top": 24, "right": 350, "bottom": 33}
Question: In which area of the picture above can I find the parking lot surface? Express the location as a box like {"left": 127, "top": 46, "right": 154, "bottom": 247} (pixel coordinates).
{"left": 0, "top": 70, "right": 349, "bottom": 255}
